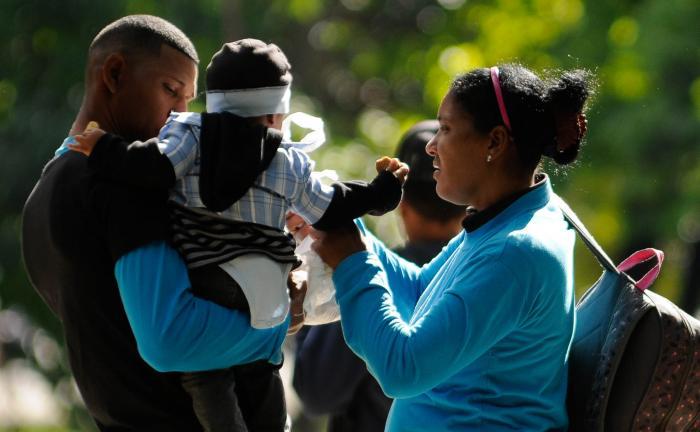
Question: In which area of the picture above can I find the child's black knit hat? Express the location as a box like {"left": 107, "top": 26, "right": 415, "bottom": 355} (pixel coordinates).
{"left": 206, "top": 38, "right": 292, "bottom": 91}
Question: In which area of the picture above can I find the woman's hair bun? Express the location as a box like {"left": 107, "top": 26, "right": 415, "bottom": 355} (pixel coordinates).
{"left": 545, "top": 70, "right": 595, "bottom": 166}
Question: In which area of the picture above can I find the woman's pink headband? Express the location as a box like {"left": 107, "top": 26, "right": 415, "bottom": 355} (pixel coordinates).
{"left": 490, "top": 66, "right": 512, "bottom": 131}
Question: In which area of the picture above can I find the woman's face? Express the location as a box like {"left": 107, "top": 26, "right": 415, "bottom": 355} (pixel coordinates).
{"left": 426, "top": 92, "right": 490, "bottom": 206}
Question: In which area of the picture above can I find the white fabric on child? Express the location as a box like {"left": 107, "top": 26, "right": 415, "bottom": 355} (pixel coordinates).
{"left": 294, "top": 236, "right": 341, "bottom": 325}
{"left": 218, "top": 255, "right": 293, "bottom": 329}
{"left": 281, "top": 112, "right": 326, "bottom": 153}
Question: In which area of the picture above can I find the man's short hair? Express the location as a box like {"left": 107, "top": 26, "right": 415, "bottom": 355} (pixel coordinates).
{"left": 206, "top": 39, "right": 292, "bottom": 91}
{"left": 396, "top": 120, "right": 465, "bottom": 222}
{"left": 89, "top": 15, "right": 198, "bottom": 64}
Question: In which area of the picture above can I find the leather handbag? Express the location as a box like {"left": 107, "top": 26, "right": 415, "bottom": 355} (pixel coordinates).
{"left": 558, "top": 198, "right": 700, "bottom": 431}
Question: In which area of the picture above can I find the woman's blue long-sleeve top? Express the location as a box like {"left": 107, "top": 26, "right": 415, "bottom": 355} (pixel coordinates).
{"left": 334, "top": 179, "right": 576, "bottom": 431}
{"left": 114, "top": 241, "right": 289, "bottom": 372}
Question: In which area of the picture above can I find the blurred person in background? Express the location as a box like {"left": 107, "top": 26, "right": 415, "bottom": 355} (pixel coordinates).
{"left": 293, "top": 120, "right": 464, "bottom": 432}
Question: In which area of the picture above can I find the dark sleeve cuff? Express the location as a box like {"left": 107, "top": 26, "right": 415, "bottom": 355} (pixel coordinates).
{"left": 103, "top": 185, "right": 171, "bottom": 262}
{"left": 88, "top": 132, "right": 126, "bottom": 178}
{"left": 312, "top": 170, "right": 402, "bottom": 231}
{"left": 88, "top": 133, "right": 175, "bottom": 191}
{"left": 367, "top": 170, "right": 403, "bottom": 215}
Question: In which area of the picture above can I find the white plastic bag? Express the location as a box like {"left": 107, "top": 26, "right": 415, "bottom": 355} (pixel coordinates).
{"left": 294, "top": 236, "right": 341, "bottom": 325}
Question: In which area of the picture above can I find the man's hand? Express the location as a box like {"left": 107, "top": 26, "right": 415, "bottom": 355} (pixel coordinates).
{"left": 375, "top": 156, "right": 409, "bottom": 186}
{"left": 287, "top": 270, "right": 307, "bottom": 335}
{"left": 69, "top": 121, "right": 106, "bottom": 156}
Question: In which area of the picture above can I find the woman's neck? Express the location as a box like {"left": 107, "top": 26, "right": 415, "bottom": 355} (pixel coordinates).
{"left": 471, "top": 172, "right": 536, "bottom": 212}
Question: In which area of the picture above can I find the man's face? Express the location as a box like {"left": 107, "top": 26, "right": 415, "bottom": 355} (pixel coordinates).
{"left": 110, "top": 44, "right": 198, "bottom": 141}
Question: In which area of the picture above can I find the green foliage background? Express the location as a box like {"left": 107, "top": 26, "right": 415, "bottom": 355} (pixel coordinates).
{"left": 0, "top": 0, "right": 698, "bottom": 429}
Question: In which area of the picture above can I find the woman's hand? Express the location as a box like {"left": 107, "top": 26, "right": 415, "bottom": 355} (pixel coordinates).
{"left": 311, "top": 223, "right": 368, "bottom": 270}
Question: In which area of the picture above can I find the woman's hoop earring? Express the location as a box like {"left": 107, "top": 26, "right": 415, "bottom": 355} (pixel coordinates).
{"left": 486, "top": 154, "right": 492, "bottom": 163}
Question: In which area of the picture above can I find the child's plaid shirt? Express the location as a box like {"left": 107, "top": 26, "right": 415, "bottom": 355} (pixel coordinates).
{"left": 159, "top": 112, "right": 335, "bottom": 229}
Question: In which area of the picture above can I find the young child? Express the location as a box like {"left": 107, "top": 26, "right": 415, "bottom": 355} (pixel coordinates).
{"left": 70, "top": 38, "right": 407, "bottom": 432}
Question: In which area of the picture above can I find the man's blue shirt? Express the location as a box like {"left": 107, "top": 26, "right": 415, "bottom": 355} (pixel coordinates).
{"left": 115, "top": 241, "right": 288, "bottom": 372}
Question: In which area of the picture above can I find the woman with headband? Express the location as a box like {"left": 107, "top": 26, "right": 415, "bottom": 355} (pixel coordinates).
{"left": 309, "top": 65, "right": 594, "bottom": 431}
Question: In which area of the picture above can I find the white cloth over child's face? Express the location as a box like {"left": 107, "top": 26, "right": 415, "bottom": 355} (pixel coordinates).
{"left": 206, "top": 85, "right": 291, "bottom": 117}
{"left": 206, "top": 84, "right": 328, "bottom": 155}
{"left": 281, "top": 112, "right": 326, "bottom": 153}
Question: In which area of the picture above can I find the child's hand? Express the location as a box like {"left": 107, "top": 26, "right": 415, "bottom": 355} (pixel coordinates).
{"left": 376, "top": 156, "right": 409, "bottom": 186}
{"left": 286, "top": 211, "right": 313, "bottom": 243}
{"left": 69, "top": 121, "right": 106, "bottom": 156}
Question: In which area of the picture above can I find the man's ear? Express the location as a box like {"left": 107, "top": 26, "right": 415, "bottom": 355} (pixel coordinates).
{"left": 101, "top": 53, "right": 126, "bottom": 94}
{"left": 487, "top": 125, "right": 510, "bottom": 161}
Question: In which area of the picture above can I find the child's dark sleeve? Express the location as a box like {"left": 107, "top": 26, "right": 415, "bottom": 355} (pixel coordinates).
{"left": 312, "top": 170, "right": 402, "bottom": 231}
{"left": 90, "top": 179, "right": 171, "bottom": 263}
{"left": 88, "top": 133, "right": 176, "bottom": 191}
